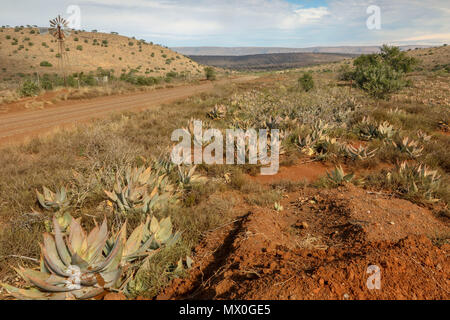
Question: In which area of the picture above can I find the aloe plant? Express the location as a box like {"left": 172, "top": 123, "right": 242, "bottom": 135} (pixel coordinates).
{"left": 1, "top": 217, "right": 123, "bottom": 300}
{"left": 416, "top": 130, "right": 432, "bottom": 143}
{"left": 344, "top": 144, "right": 377, "bottom": 160}
{"left": 392, "top": 136, "right": 423, "bottom": 158}
{"left": 327, "top": 165, "right": 354, "bottom": 186}
{"left": 297, "top": 121, "right": 334, "bottom": 157}
{"left": 356, "top": 117, "right": 395, "bottom": 141}
{"left": 36, "top": 186, "right": 69, "bottom": 211}
{"left": 177, "top": 165, "right": 207, "bottom": 189}
{"left": 388, "top": 162, "right": 442, "bottom": 202}
{"left": 112, "top": 216, "right": 182, "bottom": 295}
{"left": 106, "top": 216, "right": 181, "bottom": 265}
{"left": 104, "top": 165, "right": 174, "bottom": 215}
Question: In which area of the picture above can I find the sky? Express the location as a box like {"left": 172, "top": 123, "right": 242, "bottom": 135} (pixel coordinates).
{"left": 1, "top": 0, "right": 449, "bottom": 47}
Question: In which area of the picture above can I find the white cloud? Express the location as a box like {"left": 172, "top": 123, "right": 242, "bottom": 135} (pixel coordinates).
{"left": 280, "top": 7, "right": 330, "bottom": 29}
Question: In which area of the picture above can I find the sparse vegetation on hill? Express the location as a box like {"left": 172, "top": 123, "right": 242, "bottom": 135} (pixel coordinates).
{"left": 0, "top": 27, "right": 202, "bottom": 82}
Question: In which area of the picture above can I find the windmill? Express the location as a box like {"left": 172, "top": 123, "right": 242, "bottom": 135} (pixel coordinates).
{"left": 39, "top": 15, "right": 72, "bottom": 85}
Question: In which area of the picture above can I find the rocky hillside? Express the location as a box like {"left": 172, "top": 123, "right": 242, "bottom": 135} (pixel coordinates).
{"left": 0, "top": 26, "right": 203, "bottom": 81}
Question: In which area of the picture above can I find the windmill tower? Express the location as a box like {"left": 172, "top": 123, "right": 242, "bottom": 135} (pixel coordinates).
{"left": 40, "top": 15, "right": 72, "bottom": 85}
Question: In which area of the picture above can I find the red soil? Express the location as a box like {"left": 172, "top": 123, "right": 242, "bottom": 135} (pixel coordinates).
{"left": 159, "top": 184, "right": 450, "bottom": 300}
{"left": 250, "top": 160, "right": 331, "bottom": 185}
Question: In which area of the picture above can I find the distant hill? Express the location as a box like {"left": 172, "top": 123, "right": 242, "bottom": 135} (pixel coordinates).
{"left": 188, "top": 52, "right": 355, "bottom": 71}
{"left": 173, "top": 45, "right": 433, "bottom": 56}
{"left": 0, "top": 27, "right": 202, "bottom": 80}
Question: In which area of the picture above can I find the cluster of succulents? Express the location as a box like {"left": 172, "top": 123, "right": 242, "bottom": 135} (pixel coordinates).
{"left": 224, "top": 89, "right": 360, "bottom": 138}
{"left": 2, "top": 213, "right": 183, "bottom": 300}
{"left": 388, "top": 162, "right": 442, "bottom": 202}
{"left": 0, "top": 154, "right": 202, "bottom": 300}
{"left": 104, "top": 165, "right": 175, "bottom": 215}
{"left": 1, "top": 217, "right": 123, "bottom": 300}
{"left": 392, "top": 136, "right": 424, "bottom": 158}
{"left": 355, "top": 117, "right": 395, "bottom": 141}
{"left": 297, "top": 121, "right": 337, "bottom": 158}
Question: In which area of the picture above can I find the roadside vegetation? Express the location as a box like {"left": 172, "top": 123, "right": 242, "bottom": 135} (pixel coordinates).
{"left": 0, "top": 45, "right": 448, "bottom": 299}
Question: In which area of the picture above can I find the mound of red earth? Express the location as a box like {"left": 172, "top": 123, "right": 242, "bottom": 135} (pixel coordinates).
{"left": 159, "top": 184, "right": 449, "bottom": 300}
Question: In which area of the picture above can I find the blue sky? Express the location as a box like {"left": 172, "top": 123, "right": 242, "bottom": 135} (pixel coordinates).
{"left": 1, "top": 0, "right": 449, "bottom": 47}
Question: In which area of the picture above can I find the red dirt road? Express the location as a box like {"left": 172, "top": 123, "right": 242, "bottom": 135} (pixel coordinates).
{"left": 0, "top": 76, "right": 256, "bottom": 144}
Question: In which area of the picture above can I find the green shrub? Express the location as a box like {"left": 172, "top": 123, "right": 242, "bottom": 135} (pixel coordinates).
{"left": 298, "top": 72, "right": 314, "bottom": 92}
{"left": 337, "top": 64, "right": 354, "bottom": 81}
{"left": 379, "top": 45, "right": 417, "bottom": 73}
{"left": 40, "top": 74, "right": 53, "bottom": 90}
{"left": 19, "top": 80, "right": 41, "bottom": 97}
{"left": 354, "top": 55, "right": 406, "bottom": 99}
{"left": 204, "top": 67, "right": 216, "bottom": 81}
{"left": 76, "top": 45, "right": 83, "bottom": 51}
{"left": 39, "top": 61, "right": 52, "bottom": 67}
{"left": 352, "top": 45, "right": 417, "bottom": 99}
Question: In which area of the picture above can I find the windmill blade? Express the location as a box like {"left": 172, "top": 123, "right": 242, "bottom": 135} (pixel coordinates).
{"left": 63, "top": 29, "right": 71, "bottom": 37}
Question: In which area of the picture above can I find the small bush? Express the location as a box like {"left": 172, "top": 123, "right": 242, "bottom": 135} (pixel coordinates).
{"left": 40, "top": 74, "right": 53, "bottom": 90}
{"left": 337, "top": 64, "right": 354, "bottom": 81}
{"left": 19, "top": 80, "right": 41, "bottom": 97}
{"left": 39, "top": 61, "right": 52, "bottom": 67}
{"left": 204, "top": 67, "right": 216, "bottom": 81}
{"left": 298, "top": 72, "right": 314, "bottom": 92}
{"left": 76, "top": 45, "right": 83, "bottom": 51}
